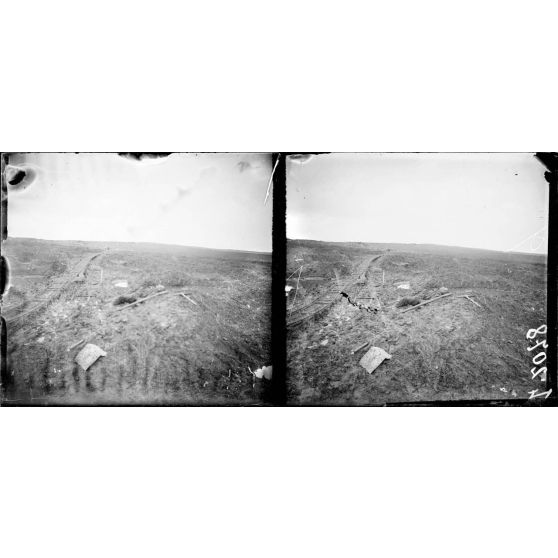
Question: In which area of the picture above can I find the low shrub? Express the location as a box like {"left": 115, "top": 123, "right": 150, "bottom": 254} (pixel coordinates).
{"left": 113, "top": 295, "right": 137, "bottom": 306}
{"left": 395, "top": 296, "right": 421, "bottom": 308}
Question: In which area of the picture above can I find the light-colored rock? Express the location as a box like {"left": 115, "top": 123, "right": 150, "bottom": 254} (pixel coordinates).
{"left": 254, "top": 365, "right": 272, "bottom": 380}
{"left": 75, "top": 343, "right": 107, "bottom": 371}
{"left": 359, "top": 346, "right": 392, "bottom": 374}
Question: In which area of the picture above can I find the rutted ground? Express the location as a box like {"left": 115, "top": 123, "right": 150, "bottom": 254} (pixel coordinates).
{"left": 287, "top": 239, "right": 547, "bottom": 404}
{"left": 2, "top": 238, "right": 272, "bottom": 405}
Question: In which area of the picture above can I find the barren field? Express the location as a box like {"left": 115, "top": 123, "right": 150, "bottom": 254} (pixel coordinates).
{"left": 286, "top": 239, "right": 547, "bottom": 404}
{"left": 1, "top": 238, "right": 272, "bottom": 405}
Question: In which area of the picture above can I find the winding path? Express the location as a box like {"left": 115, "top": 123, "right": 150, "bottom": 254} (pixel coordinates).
{"left": 3, "top": 250, "right": 106, "bottom": 326}
{"left": 287, "top": 254, "right": 383, "bottom": 328}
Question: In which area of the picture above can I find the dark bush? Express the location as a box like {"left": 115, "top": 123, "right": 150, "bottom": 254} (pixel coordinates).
{"left": 395, "top": 296, "right": 421, "bottom": 308}
{"left": 113, "top": 295, "right": 137, "bottom": 306}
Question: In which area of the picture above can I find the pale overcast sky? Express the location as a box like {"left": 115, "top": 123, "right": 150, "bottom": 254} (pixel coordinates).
{"left": 287, "top": 153, "right": 549, "bottom": 254}
{"left": 7, "top": 153, "right": 272, "bottom": 252}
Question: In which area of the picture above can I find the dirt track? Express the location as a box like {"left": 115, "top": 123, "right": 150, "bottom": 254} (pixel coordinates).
{"left": 287, "top": 255, "right": 380, "bottom": 327}
{"left": 4, "top": 251, "right": 105, "bottom": 326}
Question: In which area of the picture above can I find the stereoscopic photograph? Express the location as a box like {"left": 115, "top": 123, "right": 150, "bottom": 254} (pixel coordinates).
{"left": 1, "top": 153, "right": 273, "bottom": 405}
{"left": 286, "top": 153, "right": 550, "bottom": 404}
{"left": 0, "top": 152, "right": 554, "bottom": 406}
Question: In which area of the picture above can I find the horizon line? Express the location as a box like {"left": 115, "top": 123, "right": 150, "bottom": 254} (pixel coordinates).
{"left": 286, "top": 237, "right": 548, "bottom": 256}
{"left": 5, "top": 235, "right": 272, "bottom": 255}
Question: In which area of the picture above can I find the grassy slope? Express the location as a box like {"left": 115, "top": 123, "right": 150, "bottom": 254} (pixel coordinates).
{"left": 287, "top": 239, "right": 547, "bottom": 404}
{"left": 2, "top": 238, "right": 271, "bottom": 405}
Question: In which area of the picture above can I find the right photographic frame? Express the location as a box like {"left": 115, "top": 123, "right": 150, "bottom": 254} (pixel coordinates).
{"left": 285, "top": 153, "right": 556, "bottom": 405}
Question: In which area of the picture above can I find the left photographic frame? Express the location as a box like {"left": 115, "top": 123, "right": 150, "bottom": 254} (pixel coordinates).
{"left": 0, "top": 152, "right": 274, "bottom": 406}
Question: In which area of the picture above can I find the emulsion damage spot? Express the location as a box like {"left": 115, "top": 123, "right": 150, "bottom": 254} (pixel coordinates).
{"left": 5, "top": 165, "right": 37, "bottom": 192}
{"left": 288, "top": 154, "right": 314, "bottom": 165}
{"left": 118, "top": 153, "right": 172, "bottom": 163}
